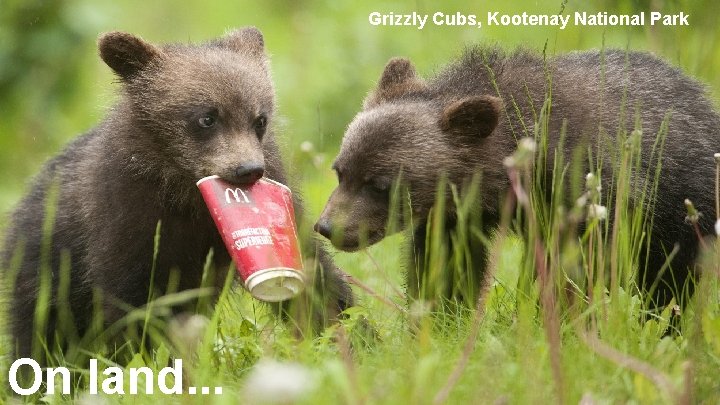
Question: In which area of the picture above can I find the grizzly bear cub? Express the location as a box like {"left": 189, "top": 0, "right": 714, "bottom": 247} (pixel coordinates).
{"left": 1, "top": 28, "right": 352, "bottom": 362}
{"left": 316, "top": 47, "right": 720, "bottom": 309}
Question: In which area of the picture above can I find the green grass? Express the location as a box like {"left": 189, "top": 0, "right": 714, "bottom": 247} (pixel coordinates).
{"left": 2, "top": 129, "right": 720, "bottom": 404}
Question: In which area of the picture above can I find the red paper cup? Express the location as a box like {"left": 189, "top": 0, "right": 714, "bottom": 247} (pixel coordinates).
{"left": 196, "top": 175, "right": 304, "bottom": 302}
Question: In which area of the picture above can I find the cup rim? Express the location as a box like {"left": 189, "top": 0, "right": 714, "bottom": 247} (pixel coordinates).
{"left": 196, "top": 175, "right": 291, "bottom": 193}
{"left": 245, "top": 267, "right": 305, "bottom": 302}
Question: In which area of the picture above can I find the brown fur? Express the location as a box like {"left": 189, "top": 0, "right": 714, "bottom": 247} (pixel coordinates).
{"left": 1, "top": 28, "right": 352, "bottom": 363}
{"left": 317, "top": 46, "right": 720, "bottom": 308}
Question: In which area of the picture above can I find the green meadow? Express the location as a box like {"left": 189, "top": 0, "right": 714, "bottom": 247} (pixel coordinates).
{"left": 1, "top": 0, "right": 719, "bottom": 403}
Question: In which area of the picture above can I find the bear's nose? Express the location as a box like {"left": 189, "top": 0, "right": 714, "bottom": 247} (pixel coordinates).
{"left": 314, "top": 217, "right": 332, "bottom": 239}
{"left": 234, "top": 163, "right": 265, "bottom": 185}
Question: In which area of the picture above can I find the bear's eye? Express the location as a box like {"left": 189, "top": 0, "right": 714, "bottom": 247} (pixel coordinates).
{"left": 365, "top": 179, "right": 390, "bottom": 196}
{"left": 197, "top": 110, "right": 219, "bottom": 129}
{"left": 253, "top": 114, "right": 268, "bottom": 138}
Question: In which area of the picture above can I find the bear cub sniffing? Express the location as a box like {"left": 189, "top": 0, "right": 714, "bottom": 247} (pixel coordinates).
{"left": 1, "top": 28, "right": 352, "bottom": 362}
{"left": 316, "top": 47, "right": 720, "bottom": 308}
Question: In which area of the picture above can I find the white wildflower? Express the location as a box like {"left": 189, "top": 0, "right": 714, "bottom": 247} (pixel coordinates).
{"left": 312, "top": 154, "right": 326, "bottom": 168}
{"left": 168, "top": 313, "right": 209, "bottom": 356}
{"left": 587, "top": 204, "right": 607, "bottom": 221}
{"left": 715, "top": 219, "right": 720, "bottom": 236}
{"left": 518, "top": 137, "right": 537, "bottom": 154}
{"left": 300, "top": 141, "right": 314, "bottom": 153}
{"left": 585, "top": 173, "right": 601, "bottom": 194}
{"left": 409, "top": 299, "right": 432, "bottom": 319}
{"left": 578, "top": 392, "right": 596, "bottom": 405}
{"left": 504, "top": 138, "right": 537, "bottom": 169}
{"left": 575, "top": 194, "right": 588, "bottom": 208}
{"left": 684, "top": 199, "right": 701, "bottom": 224}
{"left": 243, "top": 359, "right": 316, "bottom": 404}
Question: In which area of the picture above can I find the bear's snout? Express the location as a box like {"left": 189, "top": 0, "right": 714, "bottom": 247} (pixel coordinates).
{"left": 314, "top": 217, "right": 333, "bottom": 239}
{"left": 231, "top": 162, "right": 265, "bottom": 185}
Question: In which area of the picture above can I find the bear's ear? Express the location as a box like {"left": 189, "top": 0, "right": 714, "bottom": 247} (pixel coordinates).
{"left": 364, "top": 58, "right": 427, "bottom": 109}
{"left": 440, "top": 96, "right": 502, "bottom": 141}
{"left": 218, "top": 27, "right": 265, "bottom": 57}
{"left": 98, "top": 32, "right": 162, "bottom": 80}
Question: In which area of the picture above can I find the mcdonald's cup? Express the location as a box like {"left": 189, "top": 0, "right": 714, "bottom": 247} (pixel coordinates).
{"left": 196, "top": 175, "right": 304, "bottom": 302}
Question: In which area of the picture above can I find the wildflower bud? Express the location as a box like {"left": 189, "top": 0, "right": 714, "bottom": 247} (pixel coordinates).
{"left": 672, "top": 304, "right": 681, "bottom": 318}
{"left": 519, "top": 137, "right": 537, "bottom": 153}
{"left": 313, "top": 154, "right": 326, "bottom": 167}
{"left": 587, "top": 204, "right": 607, "bottom": 221}
{"left": 300, "top": 141, "right": 314, "bottom": 153}
{"left": 409, "top": 299, "right": 433, "bottom": 320}
{"left": 505, "top": 138, "right": 536, "bottom": 169}
{"left": 243, "top": 359, "right": 316, "bottom": 403}
{"left": 585, "top": 172, "right": 602, "bottom": 201}
{"left": 585, "top": 173, "right": 601, "bottom": 192}
{"left": 575, "top": 194, "right": 588, "bottom": 208}
{"left": 579, "top": 393, "right": 596, "bottom": 405}
{"left": 168, "top": 313, "right": 210, "bottom": 357}
{"left": 684, "top": 199, "right": 701, "bottom": 224}
{"left": 714, "top": 152, "right": 720, "bottom": 164}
